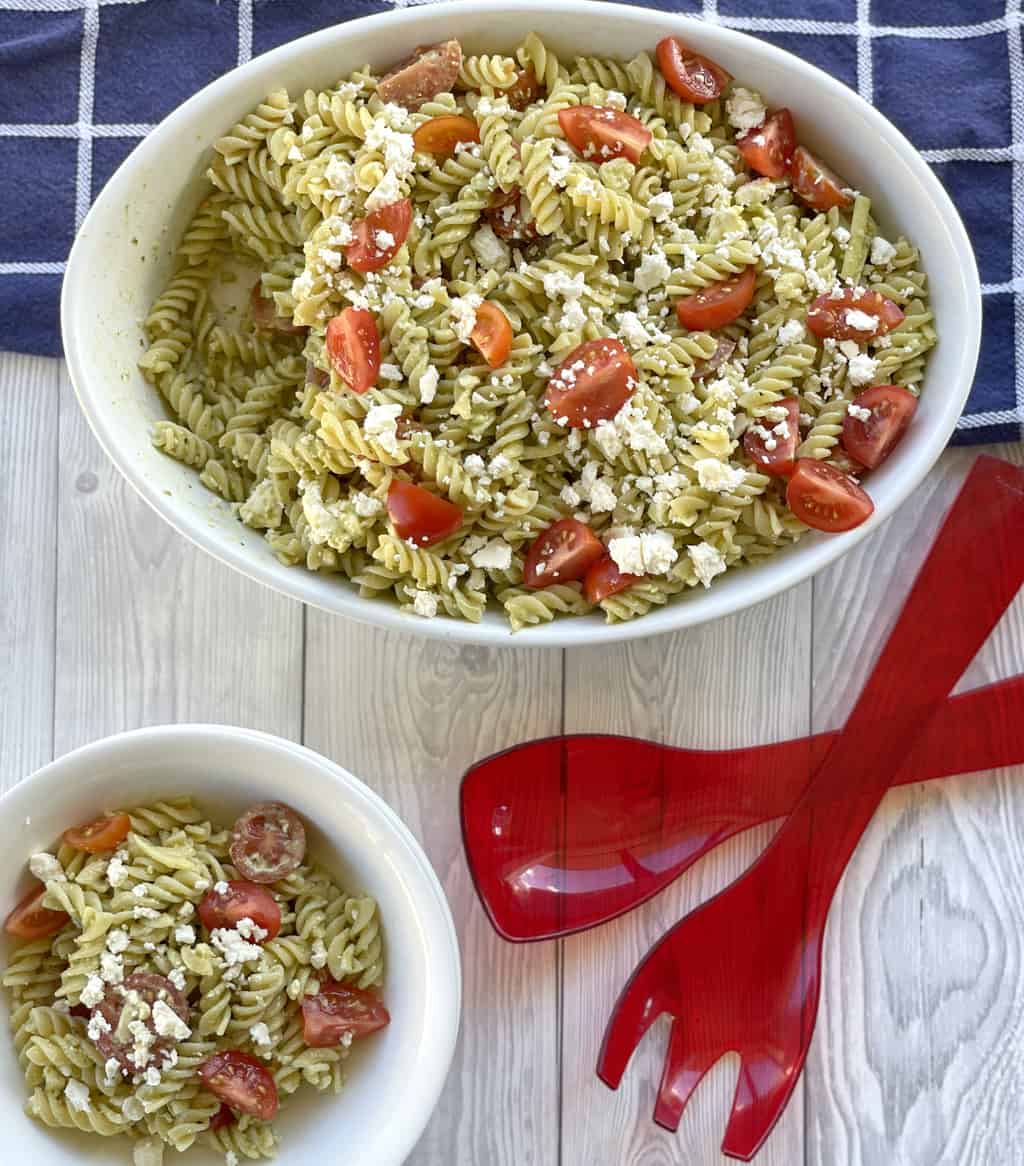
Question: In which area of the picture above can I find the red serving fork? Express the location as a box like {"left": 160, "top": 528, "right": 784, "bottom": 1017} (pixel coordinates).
{"left": 461, "top": 672, "right": 1024, "bottom": 942}
{"left": 597, "top": 455, "right": 1024, "bottom": 1160}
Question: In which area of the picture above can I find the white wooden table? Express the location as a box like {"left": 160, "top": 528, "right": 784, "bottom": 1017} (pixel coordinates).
{"left": 4, "top": 349, "right": 1024, "bottom": 1166}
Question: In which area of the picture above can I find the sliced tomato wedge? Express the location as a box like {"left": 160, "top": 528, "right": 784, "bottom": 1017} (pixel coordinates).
{"left": 786, "top": 459, "right": 874, "bottom": 532}
{"left": 412, "top": 114, "right": 480, "bottom": 157}
{"left": 249, "top": 282, "right": 306, "bottom": 335}
{"left": 199, "top": 1051, "right": 279, "bottom": 1120}
{"left": 469, "top": 302, "right": 513, "bottom": 368}
{"left": 484, "top": 188, "right": 538, "bottom": 244}
{"left": 806, "top": 289, "right": 904, "bottom": 341}
{"left": 583, "top": 554, "right": 640, "bottom": 604}
{"left": 62, "top": 812, "right": 132, "bottom": 854}
{"left": 676, "top": 267, "right": 757, "bottom": 331}
{"left": 545, "top": 338, "right": 638, "bottom": 428}
{"left": 198, "top": 880, "right": 281, "bottom": 941}
{"left": 345, "top": 199, "right": 413, "bottom": 273}
{"left": 790, "top": 146, "right": 854, "bottom": 212}
{"left": 210, "top": 1104, "right": 237, "bottom": 1132}
{"left": 387, "top": 479, "right": 463, "bottom": 547}
{"left": 557, "top": 106, "right": 652, "bottom": 165}
{"left": 743, "top": 397, "right": 801, "bottom": 478}
{"left": 656, "top": 36, "right": 732, "bottom": 104}
{"left": 93, "top": 973, "right": 191, "bottom": 1072}
{"left": 523, "top": 519, "right": 605, "bottom": 588}
{"left": 229, "top": 803, "right": 307, "bottom": 885}
{"left": 4, "top": 885, "right": 68, "bottom": 940}
{"left": 841, "top": 385, "right": 918, "bottom": 470}
{"left": 506, "top": 68, "right": 543, "bottom": 111}
{"left": 300, "top": 981, "right": 391, "bottom": 1048}
{"left": 326, "top": 308, "right": 380, "bottom": 395}
{"left": 736, "top": 108, "right": 796, "bottom": 178}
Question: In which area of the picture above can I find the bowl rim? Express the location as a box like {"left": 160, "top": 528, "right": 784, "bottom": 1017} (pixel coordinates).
{"left": 0, "top": 723, "right": 462, "bottom": 1166}
{"left": 61, "top": 0, "right": 982, "bottom": 648}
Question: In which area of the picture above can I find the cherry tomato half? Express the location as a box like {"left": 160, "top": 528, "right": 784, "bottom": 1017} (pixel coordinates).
{"left": 790, "top": 146, "right": 853, "bottom": 212}
{"left": 326, "top": 308, "right": 380, "bottom": 395}
{"left": 345, "top": 199, "right": 413, "bottom": 273}
{"left": 412, "top": 114, "right": 480, "bottom": 157}
{"left": 544, "top": 338, "right": 638, "bottom": 428}
{"left": 583, "top": 554, "right": 640, "bottom": 604}
{"left": 229, "top": 803, "right": 307, "bottom": 885}
{"left": 387, "top": 479, "right": 463, "bottom": 547}
{"left": 743, "top": 397, "right": 801, "bottom": 478}
{"left": 523, "top": 519, "right": 606, "bottom": 589}
{"left": 4, "top": 885, "right": 68, "bottom": 940}
{"left": 62, "top": 812, "right": 132, "bottom": 854}
{"left": 557, "top": 106, "right": 652, "bottom": 165}
{"left": 469, "top": 302, "right": 513, "bottom": 368}
{"left": 484, "top": 188, "right": 538, "bottom": 244}
{"left": 656, "top": 36, "right": 732, "bottom": 104}
{"left": 249, "top": 283, "right": 306, "bottom": 335}
{"left": 786, "top": 459, "right": 874, "bottom": 533}
{"left": 841, "top": 385, "right": 918, "bottom": 470}
{"left": 676, "top": 267, "right": 757, "bottom": 331}
{"left": 199, "top": 1051, "right": 279, "bottom": 1120}
{"left": 300, "top": 981, "right": 391, "bottom": 1048}
{"left": 198, "top": 880, "right": 281, "bottom": 941}
{"left": 806, "top": 290, "right": 904, "bottom": 341}
{"left": 736, "top": 108, "right": 796, "bottom": 179}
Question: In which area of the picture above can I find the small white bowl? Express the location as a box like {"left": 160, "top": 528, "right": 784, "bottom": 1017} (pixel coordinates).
{"left": 62, "top": 0, "right": 981, "bottom": 646}
{"left": 0, "top": 725, "right": 461, "bottom": 1166}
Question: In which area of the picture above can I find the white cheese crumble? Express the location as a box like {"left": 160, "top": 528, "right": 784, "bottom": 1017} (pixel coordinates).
{"left": 688, "top": 541, "right": 727, "bottom": 588}
{"left": 173, "top": 925, "right": 195, "bottom": 946}
{"left": 213, "top": 881, "right": 229, "bottom": 895}
{"left": 419, "top": 364, "right": 439, "bottom": 404}
{"left": 648, "top": 191, "right": 674, "bottom": 221}
{"left": 735, "top": 178, "right": 775, "bottom": 206}
{"left": 726, "top": 87, "right": 767, "bottom": 134}
{"left": 363, "top": 402, "right": 404, "bottom": 456}
{"left": 471, "top": 223, "right": 511, "bottom": 268}
{"left": 844, "top": 308, "right": 879, "bottom": 332}
{"left": 694, "top": 458, "right": 747, "bottom": 493}
{"left": 106, "top": 851, "right": 129, "bottom": 888}
{"left": 63, "top": 1079, "right": 91, "bottom": 1113}
{"left": 470, "top": 540, "right": 513, "bottom": 571}
{"left": 353, "top": 492, "right": 383, "bottom": 518}
{"left": 450, "top": 293, "right": 483, "bottom": 343}
{"left": 250, "top": 1022, "right": 272, "bottom": 1048}
{"left": 310, "top": 938, "right": 328, "bottom": 969}
{"left": 412, "top": 590, "right": 438, "bottom": 619}
{"left": 210, "top": 924, "right": 265, "bottom": 972}
{"left": 226, "top": 1152, "right": 240, "bottom": 1166}
{"left": 634, "top": 248, "right": 671, "bottom": 292}
{"left": 151, "top": 999, "right": 191, "bottom": 1041}
{"left": 777, "top": 318, "right": 805, "bottom": 346}
{"left": 608, "top": 530, "right": 678, "bottom": 577}
{"left": 364, "top": 167, "right": 404, "bottom": 214}
{"left": 168, "top": 968, "right": 186, "bottom": 992}
{"left": 81, "top": 974, "right": 106, "bottom": 1008}
{"left": 100, "top": 951, "right": 125, "bottom": 986}
{"left": 29, "top": 852, "right": 65, "bottom": 883}
{"left": 847, "top": 402, "right": 872, "bottom": 422}
{"left": 846, "top": 351, "right": 879, "bottom": 387}
{"left": 87, "top": 1011, "right": 111, "bottom": 1042}
{"left": 870, "top": 235, "right": 897, "bottom": 267}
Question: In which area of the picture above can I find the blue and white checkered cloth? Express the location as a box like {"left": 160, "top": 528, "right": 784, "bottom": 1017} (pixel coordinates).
{"left": 1, "top": 0, "right": 1020, "bottom": 443}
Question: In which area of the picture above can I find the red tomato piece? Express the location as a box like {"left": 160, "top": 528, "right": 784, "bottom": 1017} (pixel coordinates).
{"left": 210, "top": 1104, "right": 237, "bottom": 1132}
{"left": 557, "top": 106, "right": 652, "bottom": 165}
{"left": 4, "top": 885, "right": 68, "bottom": 940}
{"left": 736, "top": 108, "right": 796, "bottom": 178}
{"left": 469, "top": 302, "right": 513, "bottom": 368}
{"left": 656, "top": 36, "right": 732, "bottom": 104}
{"left": 806, "top": 289, "right": 904, "bottom": 341}
{"left": 345, "top": 200, "right": 413, "bottom": 273}
{"left": 786, "top": 459, "right": 874, "bottom": 532}
{"left": 790, "top": 146, "right": 854, "bottom": 212}
{"left": 199, "top": 1051, "right": 279, "bottom": 1120}
{"left": 412, "top": 114, "right": 480, "bottom": 157}
{"left": 326, "top": 308, "right": 380, "bottom": 395}
{"left": 93, "top": 973, "right": 191, "bottom": 1072}
{"left": 743, "top": 397, "right": 801, "bottom": 478}
{"left": 583, "top": 555, "right": 640, "bottom": 605}
{"left": 544, "top": 338, "right": 638, "bottom": 428}
{"left": 841, "top": 384, "right": 918, "bottom": 470}
{"left": 484, "top": 188, "right": 538, "bottom": 244}
{"left": 506, "top": 68, "right": 543, "bottom": 111}
{"left": 300, "top": 981, "right": 391, "bottom": 1048}
{"left": 249, "top": 282, "right": 306, "bottom": 335}
{"left": 387, "top": 479, "right": 463, "bottom": 547}
{"left": 229, "top": 803, "right": 307, "bottom": 885}
{"left": 523, "top": 519, "right": 605, "bottom": 589}
{"left": 62, "top": 812, "right": 132, "bottom": 854}
{"left": 198, "top": 880, "right": 282, "bottom": 941}
{"left": 676, "top": 266, "right": 757, "bottom": 331}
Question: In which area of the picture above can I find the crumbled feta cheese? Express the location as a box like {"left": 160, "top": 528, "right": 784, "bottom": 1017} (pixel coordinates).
{"left": 29, "top": 852, "right": 65, "bottom": 883}
{"left": 174, "top": 925, "right": 195, "bottom": 946}
{"left": 81, "top": 974, "right": 106, "bottom": 1008}
{"left": 470, "top": 540, "right": 513, "bottom": 571}
{"left": 847, "top": 403, "right": 872, "bottom": 422}
{"left": 310, "top": 938, "right": 328, "bottom": 969}
{"left": 846, "top": 351, "right": 879, "bottom": 387}
{"left": 106, "top": 851, "right": 129, "bottom": 888}
{"left": 560, "top": 484, "right": 581, "bottom": 508}
{"left": 617, "top": 310, "right": 669, "bottom": 350}
{"left": 870, "top": 235, "right": 897, "bottom": 267}
{"left": 605, "top": 89, "right": 628, "bottom": 110}
{"left": 735, "top": 178, "right": 775, "bottom": 207}
{"left": 418, "top": 364, "right": 439, "bottom": 404}
{"left": 694, "top": 458, "right": 747, "bottom": 492}
{"left": 727, "top": 87, "right": 767, "bottom": 134}
{"left": 777, "top": 318, "right": 805, "bottom": 346}
{"left": 588, "top": 478, "right": 617, "bottom": 513}
{"left": 450, "top": 293, "right": 483, "bottom": 343}
{"left": 144, "top": 1065, "right": 162, "bottom": 1087}
{"left": 648, "top": 191, "right": 674, "bottom": 221}
{"left": 412, "top": 590, "right": 438, "bottom": 619}
{"left": 235, "top": 917, "right": 268, "bottom": 943}
{"left": 106, "top": 928, "right": 130, "bottom": 954}
{"left": 100, "top": 951, "right": 124, "bottom": 986}
{"left": 365, "top": 167, "right": 404, "bottom": 214}
{"left": 374, "top": 229, "right": 395, "bottom": 251}
{"left": 63, "top": 1079, "right": 91, "bottom": 1113}
{"left": 87, "top": 1011, "right": 111, "bottom": 1042}
{"left": 353, "top": 492, "right": 383, "bottom": 518}
{"left": 688, "top": 541, "right": 727, "bottom": 588}
{"left": 210, "top": 926, "right": 264, "bottom": 970}
{"left": 379, "top": 362, "right": 403, "bottom": 382}
{"left": 608, "top": 530, "right": 678, "bottom": 577}
{"left": 226, "top": 1152, "right": 239, "bottom": 1166}
{"left": 364, "top": 402, "right": 404, "bottom": 456}
{"left": 634, "top": 248, "right": 671, "bottom": 292}
{"left": 471, "top": 223, "right": 511, "bottom": 268}
{"left": 844, "top": 308, "right": 879, "bottom": 332}
{"left": 151, "top": 999, "right": 191, "bottom": 1041}
{"left": 250, "top": 1022, "right": 272, "bottom": 1049}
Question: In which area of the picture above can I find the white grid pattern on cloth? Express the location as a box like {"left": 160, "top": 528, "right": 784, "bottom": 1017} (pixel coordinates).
{"left": 0, "top": 0, "right": 1019, "bottom": 433}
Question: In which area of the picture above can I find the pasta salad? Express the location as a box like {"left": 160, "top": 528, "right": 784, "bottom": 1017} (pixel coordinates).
{"left": 2, "top": 800, "right": 388, "bottom": 1163}
{"left": 139, "top": 32, "right": 935, "bottom": 630}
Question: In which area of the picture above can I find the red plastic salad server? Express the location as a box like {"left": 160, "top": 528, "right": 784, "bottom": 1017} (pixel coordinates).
{"left": 461, "top": 674, "right": 1024, "bottom": 942}
{"left": 597, "top": 455, "right": 1024, "bottom": 1160}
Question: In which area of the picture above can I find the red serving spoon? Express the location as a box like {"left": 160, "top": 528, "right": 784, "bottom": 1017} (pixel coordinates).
{"left": 461, "top": 673, "right": 1024, "bottom": 942}
{"left": 598, "top": 454, "right": 1024, "bottom": 1160}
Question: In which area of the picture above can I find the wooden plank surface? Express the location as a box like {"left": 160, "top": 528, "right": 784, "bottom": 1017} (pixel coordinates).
{"left": 3, "top": 351, "right": 1024, "bottom": 1165}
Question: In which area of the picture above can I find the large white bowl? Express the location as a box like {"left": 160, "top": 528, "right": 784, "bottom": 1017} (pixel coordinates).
{"left": 62, "top": 0, "right": 981, "bottom": 646}
{"left": 0, "top": 726, "right": 461, "bottom": 1166}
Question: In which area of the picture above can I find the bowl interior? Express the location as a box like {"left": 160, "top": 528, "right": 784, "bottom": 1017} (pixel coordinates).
{"left": 0, "top": 727, "right": 460, "bottom": 1166}
{"left": 62, "top": 0, "right": 980, "bottom": 646}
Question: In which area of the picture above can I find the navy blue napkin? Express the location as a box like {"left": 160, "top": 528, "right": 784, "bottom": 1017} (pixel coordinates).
{"left": 0, "top": 0, "right": 1018, "bottom": 443}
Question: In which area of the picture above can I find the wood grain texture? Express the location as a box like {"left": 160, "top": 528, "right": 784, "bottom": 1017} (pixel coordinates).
{"left": 560, "top": 587, "right": 813, "bottom": 1166}
{"left": 0, "top": 355, "right": 60, "bottom": 789}
{"left": 303, "top": 616, "right": 563, "bottom": 1166}
{"left": 805, "top": 443, "right": 1024, "bottom": 1166}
